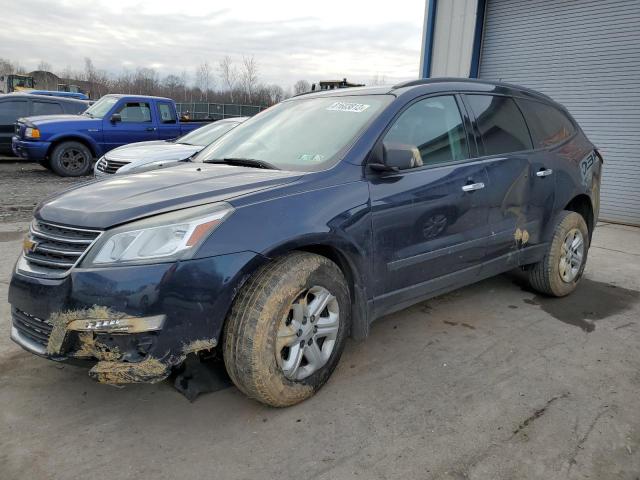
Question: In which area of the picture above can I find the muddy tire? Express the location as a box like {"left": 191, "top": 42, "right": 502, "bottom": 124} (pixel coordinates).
{"left": 223, "top": 252, "right": 350, "bottom": 407}
{"left": 50, "top": 141, "right": 93, "bottom": 177}
{"left": 528, "top": 211, "right": 589, "bottom": 297}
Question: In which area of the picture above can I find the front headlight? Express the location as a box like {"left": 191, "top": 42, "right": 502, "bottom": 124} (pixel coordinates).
{"left": 25, "top": 127, "right": 40, "bottom": 139}
{"left": 81, "top": 203, "right": 234, "bottom": 267}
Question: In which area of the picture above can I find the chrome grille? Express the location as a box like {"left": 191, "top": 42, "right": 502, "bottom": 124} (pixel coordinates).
{"left": 96, "top": 157, "right": 129, "bottom": 174}
{"left": 21, "top": 220, "right": 102, "bottom": 278}
{"left": 12, "top": 308, "right": 53, "bottom": 348}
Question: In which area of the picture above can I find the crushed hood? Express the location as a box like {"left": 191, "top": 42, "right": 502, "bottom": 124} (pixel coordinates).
{"left": 36, "top": 163, "right": 302, "bottom": 229}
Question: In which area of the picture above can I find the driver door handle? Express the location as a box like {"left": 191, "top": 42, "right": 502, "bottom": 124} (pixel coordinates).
{"left": 462, "top": 182, "right": 485, "bottom": 192}
{"left": 146, "top": 127, "right": 157, "bottom": 132}
{"left": 536, "top": 168, "right": 553, "bottom": 177}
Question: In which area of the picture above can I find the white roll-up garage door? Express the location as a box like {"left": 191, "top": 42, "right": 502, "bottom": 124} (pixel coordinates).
{"left": 478, "top": 0, "right": 640, "bottom": 225}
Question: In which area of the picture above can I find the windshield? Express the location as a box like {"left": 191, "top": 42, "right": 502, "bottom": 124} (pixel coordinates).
{"left": 84, "top": 96, "right": 119, "bottom": 119}
{"left": 197, "top": 95, "right": 392, "bottom": 172}
{"left": 178, "top": 121, "right": 240, "bottom": 146}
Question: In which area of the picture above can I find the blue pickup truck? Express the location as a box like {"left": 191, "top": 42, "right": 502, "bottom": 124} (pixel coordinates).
{"left": 12, "top": 94, "right": 209, "bottom": 176}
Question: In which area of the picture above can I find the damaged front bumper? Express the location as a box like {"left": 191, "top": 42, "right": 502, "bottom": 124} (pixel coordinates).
{"left": 8, "top": 251, "right": 266, "bottom": 384}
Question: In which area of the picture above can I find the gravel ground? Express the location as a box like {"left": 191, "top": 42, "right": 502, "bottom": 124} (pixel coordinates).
{"left": 0, "top": 159, "right": 90, "bottom": 223}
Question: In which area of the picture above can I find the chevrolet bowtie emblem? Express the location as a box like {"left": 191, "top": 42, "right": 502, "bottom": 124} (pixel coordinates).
{"left": 23, "top": 237, "right": 38, "bottom": 254}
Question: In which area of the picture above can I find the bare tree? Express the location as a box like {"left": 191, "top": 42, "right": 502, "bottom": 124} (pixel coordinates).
{"left": 180, "top": 70, "right": 189, "bottom": 102}
{"left": 369, "top": 74, "right": 387, "bottom": 86}
{"left": 0, "top": 55, "right": 280, "bottom": 107}
{"left": 293, "top": 80, "right": 311, "bottom": 95}
{"left": 162, "top": 74, "right": 183, "bottom": 100}
{"left": 268, "top": 84, "right": 285, "bottom": 103}
{"left": 195, "top": 62, "right": 214, "bottom": 101}
{"left": 132, "top": 68, "right": 159, "bottom": 95}
{"left": 0, "top": 58, "right": 14, "bottom": 75}
{"left": 84, "top": 57, "right": 96, "bottom": 81}
{"left": 58, "top": 65, "right": 75, "bottom": 81}
{"left": 37, "top": 61, "right": 52, "bottom": 72}
{"left": 218, "top": 56, "right": 238, "bottom": 102}
{"left": 240, "top": 56, "right": 259, "bottom": 103}
{"left": 83, "top": 57, "right": 97, "bottom": 96}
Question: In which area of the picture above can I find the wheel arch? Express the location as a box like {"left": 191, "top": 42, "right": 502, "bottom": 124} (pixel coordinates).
{"left": 564, "top": 194, "right": 594, "bottom": 239}
{"left": 46, "top": 135, "right": 98, "bottom": 160}
{"left": 262, "top": 239, "right": 371, "bottom": 340}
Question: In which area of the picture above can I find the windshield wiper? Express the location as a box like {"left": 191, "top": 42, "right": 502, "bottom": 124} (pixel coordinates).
{"left": 204, "top": 157, "right": 279, "bottom": 170}
{"left": 83, "top": 112, "right": 94, "bottom": 118}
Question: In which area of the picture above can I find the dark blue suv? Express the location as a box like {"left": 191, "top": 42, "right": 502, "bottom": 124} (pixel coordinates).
{"left": 8, "top": 79, "right": 602, "bottom": 406}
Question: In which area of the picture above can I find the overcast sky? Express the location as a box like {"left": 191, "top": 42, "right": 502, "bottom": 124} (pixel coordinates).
{"left": 1, "top": 0, "right": 426, "bottom": 89}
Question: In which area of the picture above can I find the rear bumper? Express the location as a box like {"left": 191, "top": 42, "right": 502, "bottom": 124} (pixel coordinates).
{"left": 12, "top": 137, "right": 50, "bottom": 161}
{"left": 8, "top": 251, "right": 268, "bottom": 383}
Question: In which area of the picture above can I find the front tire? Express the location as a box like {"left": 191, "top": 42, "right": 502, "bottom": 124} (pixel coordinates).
{"left": 528, "top": 211, "right": 589, "bottom": 297}
{"left": 50, "top": 141, "right": 93, "bottom": 177}
{"left": 223, "top": 252, "right": 350, "bottom": 407}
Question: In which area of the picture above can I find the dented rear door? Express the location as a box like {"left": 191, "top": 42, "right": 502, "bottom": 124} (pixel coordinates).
{"left": 462, "top": 93, "right": 541, "bottom": 264}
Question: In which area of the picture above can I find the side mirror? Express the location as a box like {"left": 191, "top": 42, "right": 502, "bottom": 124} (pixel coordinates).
{"left": 110, "top": 113, "right": 122, "bottom": 124}
{"left": 369, "top": 143, "right": 422, "bottom": 173}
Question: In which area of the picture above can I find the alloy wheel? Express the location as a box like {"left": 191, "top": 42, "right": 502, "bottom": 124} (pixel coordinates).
{"left": 276, "top": 286, "right": 340, "bottom": 381}
{"left": 559, "top": 228, "right": 584, "bottom": 283}
{"left": 60, "top": 148, "right": 88, "bottom": 172}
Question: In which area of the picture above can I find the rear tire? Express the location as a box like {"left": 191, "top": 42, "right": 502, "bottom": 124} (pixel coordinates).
{"left": 528, "top": 211, "right": 589, "bottom": 297}
{"left": 50, "top": 141, "right": 93, "bottom": 177}
{"left": 223, "top": 252, "right": 350, "bottom": 407}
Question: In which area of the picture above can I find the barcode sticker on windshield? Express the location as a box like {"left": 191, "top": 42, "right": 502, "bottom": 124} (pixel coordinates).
{"left": 326, "top": 102, "right": 370, "bottom": 113}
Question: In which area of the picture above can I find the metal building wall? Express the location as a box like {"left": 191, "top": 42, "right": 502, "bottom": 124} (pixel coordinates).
{"left": 478, "top": 0, "right": 640, "bottom": 225}
{"left": 430, "top": 0, "right": 478, "bottom": 77}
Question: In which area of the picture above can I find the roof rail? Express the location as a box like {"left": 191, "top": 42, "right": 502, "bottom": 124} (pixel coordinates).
{"left": 392, "top": 77, "right": 554, "bottom": 101}
{"left": 392, "top": 77, "right": 476, "bottom": 89}
{"left": 392, "top": 79, "right": 433, "bottom": 88}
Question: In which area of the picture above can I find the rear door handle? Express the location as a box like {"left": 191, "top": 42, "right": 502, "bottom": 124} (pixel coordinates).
{"left": 536, "top": 168, "right": 553, "bottom": 177}
{"left": 462, "top": 182, "right": 485, "bottom": 192}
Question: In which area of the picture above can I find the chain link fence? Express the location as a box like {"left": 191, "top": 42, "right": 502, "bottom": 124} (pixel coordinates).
{"left": 175, "top": 103, "right": 266, "bottom": 120}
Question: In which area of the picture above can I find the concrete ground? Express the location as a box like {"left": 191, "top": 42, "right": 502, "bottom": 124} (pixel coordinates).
{"left": 1, "top": 163, "right": 639, "bottom": 479}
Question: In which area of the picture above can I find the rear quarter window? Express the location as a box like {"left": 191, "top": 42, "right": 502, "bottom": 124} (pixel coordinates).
{"left": 32, "top": 101, "right": 64, "bottom": 116}
{"left": 465, "top": 94, "right": 532, "bottom": 156}
{"left": 516, "top": 98, "right": 576, "bottom": 148}
{"left": 64, "top": 102, "right": 89, "bottom": 115}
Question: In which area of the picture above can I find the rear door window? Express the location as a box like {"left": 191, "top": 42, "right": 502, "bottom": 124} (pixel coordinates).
{"left": 383, "top": 95, "right": 469, "bottom": 167}
{"left": 516, "top": 98, "right": 575, "bottom": 148}
{"left": 0, "top": 100, "right": 28, "bottom": 123}
{"left": 32, "top": 101, "right": 64, "bottom": 116}
{"left": 465, "top": 94, "right": 532, "bottom": 155}
{"left": 116, "top": 102, "right": 152, "bottom": 123}
{"left": 157, "top": 103, "right": 177, "bottom": 123}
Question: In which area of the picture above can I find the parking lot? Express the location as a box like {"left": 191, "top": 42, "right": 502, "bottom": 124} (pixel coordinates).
{"left": 1, "top": 160, "right": 639, "bottom": 479}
